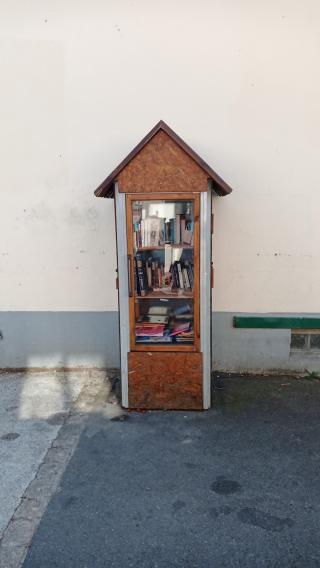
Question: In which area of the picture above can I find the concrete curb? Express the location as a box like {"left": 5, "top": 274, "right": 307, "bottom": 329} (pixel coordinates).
{"left": 0, "top": 373, "right": 113, "bottom": 568}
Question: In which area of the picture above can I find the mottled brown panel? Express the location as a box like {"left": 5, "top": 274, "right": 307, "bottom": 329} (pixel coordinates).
{"left": 118, "top": 131, "right": 209, "bottom": 194}
{"left": 128, "top": 352, "right": 203, "bottom": 410}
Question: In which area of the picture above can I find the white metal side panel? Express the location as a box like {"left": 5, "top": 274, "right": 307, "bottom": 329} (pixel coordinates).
{"left": 200, "top": 189, "right": 212, "bottom": 408}
{"left": 115, "top": 184, "right": 130, "bottom": 407}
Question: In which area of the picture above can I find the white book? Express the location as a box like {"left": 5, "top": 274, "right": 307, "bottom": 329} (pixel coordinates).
{"left": 145, "top": 216, "right": 162, "bottom": 247}
{"left": 146, "top": 261, "right": 152, "bottom": 289}
{"left": 148, "top": 315, "right": 169, "bottom": 324}
{"left": 140, "top": 219, "right": 145, "bottom": 247}
{"left": 148, "top": 306, "right": 168, "bottom": 315}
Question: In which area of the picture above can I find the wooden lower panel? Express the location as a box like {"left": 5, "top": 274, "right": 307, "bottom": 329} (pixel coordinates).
{"left": 128, "top": 352, "right": 203, "bottom": 410}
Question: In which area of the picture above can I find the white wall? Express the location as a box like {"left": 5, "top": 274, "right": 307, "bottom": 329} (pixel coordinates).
{"left": 1, "top": 0, "right": 319, "bottom": 313}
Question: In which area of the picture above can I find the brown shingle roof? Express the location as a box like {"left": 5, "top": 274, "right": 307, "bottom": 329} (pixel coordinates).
{"left": 94, "top": 120, "right": 232, "bottom": 198}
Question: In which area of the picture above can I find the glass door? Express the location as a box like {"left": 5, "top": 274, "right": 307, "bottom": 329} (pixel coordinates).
{"left": 126, "top": 194, "right": 200, "bottom": 352}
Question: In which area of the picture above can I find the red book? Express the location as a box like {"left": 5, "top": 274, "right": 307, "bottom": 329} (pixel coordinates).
{"left": 170, "top": 322, "right": 190, "bottom": 336}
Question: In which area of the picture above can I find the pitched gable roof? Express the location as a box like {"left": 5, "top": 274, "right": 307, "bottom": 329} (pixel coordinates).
{"left": 94, "top": 120, "right": 232, "bottom": 198}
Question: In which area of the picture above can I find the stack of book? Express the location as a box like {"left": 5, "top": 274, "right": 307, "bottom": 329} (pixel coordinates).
{"left": 135, "top": 307, "right": 194, "bottom": 344}
{"left": 170, "top": 260, "right": 194, "bottom": 291}
{"left": 133, "top": 216, "right": 165, "bottom": 248}
{"left": 164, "top": 214, "right": 193, "bottom": 245}
{"left": 170, "top": 321, "right": 190, "bottom": 335}
{"left": 174, "top": 328, "right": 195, "bottom": 343}
{"left": 135, "top": 321, "right": 194, "bottom": 344}
{"left": 135, "top": 254, "right": 194, "bottom": 296}
{"left": 135, "top": 322, "right": 166, "bottom": 338}
{"left": 135, "top": 323, "right": 173, "bottom": 343}
{"left": 170, "top": 321, "right": 194, "bottom": 343}
{"left": 171, "top": 305, "right": 194, "bottom": 343}
{"left": 133, "top": 214, "right": 193, "bottom": 248}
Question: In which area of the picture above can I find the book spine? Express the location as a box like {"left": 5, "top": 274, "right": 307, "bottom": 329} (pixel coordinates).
{"left": 172, "top": 262, "right": 178, "bottom": 288}
{"left": 161, "top": 264, "right": 166, "bottom": 288}
{"left": 170, "top": 219, "right": 174, "bottom": 243}
{"left": 177, "top": 261, "right": 184, "bottom": 290}
{"left": 183, "top": 220, "right": 193, "bottom": 245}
{"left": 186, "top": 263, "right": 194, "bottom": 289}
{"left": 165, "top": 221, "right": 170, "bottom": 243}
{"left": 159, "top": 219, "right": 165, "bottom": 245}
{"left": 183, "top": 267, "right": 191, "bottom": 290}
{"left": 136, "top": 254, "right": 146, "bottom": 296}
{"left": 146, "top": 258, "right": 152, "bottom": 290}
{"left": 180, "top": 217, "right": 186, "bottom": 243}
{"left": 134, "top": 258, "right": 139, "bottom": 294}
{"left": 151, "top": 260, "right": 156, "bottom": 288}
{"left": 174, "top": 214, "right": 181, "bottom": 244}
{"left": 144, "top": 218, "right": 149, "bottom": 247}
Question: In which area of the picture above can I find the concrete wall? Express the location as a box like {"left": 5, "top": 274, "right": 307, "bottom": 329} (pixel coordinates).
{"left": 212, "top": 313, "right": 320, "bottom": 373}
{"left": 0, "top": 312, "right": 120, "bottom": 369}
{"left": 2, "top": 311, "right": 320, "bottom": 373}
{"left": 1, "top": 1, "right": 320, "bottom": 371}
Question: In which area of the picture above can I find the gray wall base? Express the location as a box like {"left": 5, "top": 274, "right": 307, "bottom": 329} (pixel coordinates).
{"left": 0, "top": 312, "right": 120, "bottom": 369}
{"left": 213, "top": 312, "right": 320, "bottom": 373}
{"left": 1, "top": 311, "right": 320, "bottom": 373}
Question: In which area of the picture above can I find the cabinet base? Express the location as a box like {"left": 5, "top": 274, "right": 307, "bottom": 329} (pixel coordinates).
{"left": 127, "top": 352, "right": 203, "bottom": 410}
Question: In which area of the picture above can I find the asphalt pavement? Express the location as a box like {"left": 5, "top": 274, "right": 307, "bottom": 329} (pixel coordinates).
{"left": 22, "top": 375, "right": 320, "bottom": 568}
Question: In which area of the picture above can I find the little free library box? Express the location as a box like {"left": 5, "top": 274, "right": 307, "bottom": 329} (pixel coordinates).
{"left": 95, "top": 120, "right": 232, "bottom": 410}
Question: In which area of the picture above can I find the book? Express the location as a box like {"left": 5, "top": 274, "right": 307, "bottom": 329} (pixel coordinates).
{"left": 134, "top": 216, "right": 164, "bottom": 247}
{"left": 146, "top": 258, "right": 152, "bottom": 289}
{"left": 136, "top": 336, "right": 172, "bottom": 343}
{"left": 177, "top": 262, "right": 184, "bottom": 290}
{"left": 135, "top": 254, "right": 146, "bottom": 296}
{"left": 182, "top": 267, "right": 191, "bottom": 290}
{"left": 135, "top": 253, "right": 194, "bottom": 296}
{"left": 135, "top": 323, "right": 165, "bottom": 337}
{"left": 165, "top": 220, "right": 174, "bottom": 243}
{"left": 147, "top": 216, "right": 162, "bottom": 247}
{"left": 173, "top": 304, "right": 191, "bottom": 316}
{"left": 148, "top": 305, "right": 168, "bottom": 316}
{"left": 140, "top": 219, "right": 145, "bottom": 247}
{"left": 147, "top": 315, "right": 169, "bottom": 324}
{"left": 132, "top": 204, "right": 194, "bottom": 248}
{"left": 181, "top": 218, "right": 193, "bottom": 245}
{"left": 170, "top": 322, "right": 190, "bottom": 336}
{"left": 185, "top": 261, "right": 194, "bottom": 289}
{"left": 174, "top": 214, "right": 181, "bottom": 244}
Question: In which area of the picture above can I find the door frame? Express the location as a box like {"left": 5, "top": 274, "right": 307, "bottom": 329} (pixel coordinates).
{"left": 125, "top": 192, "right": 201, "bottom": 353}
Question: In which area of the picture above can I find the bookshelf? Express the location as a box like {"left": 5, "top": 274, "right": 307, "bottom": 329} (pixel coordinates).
{"left": 127, "top": 195, "right": 199, "bottom": 353}
{"left": 94, "top": 120, "right": 232, "bottom": 409}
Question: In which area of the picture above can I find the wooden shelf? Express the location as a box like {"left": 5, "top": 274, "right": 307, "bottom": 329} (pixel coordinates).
{"left": 135, "top": 290, "right": 193, "bottom": 300}
{"left": 135, "top": 244, "right": 193, "bottom": 251}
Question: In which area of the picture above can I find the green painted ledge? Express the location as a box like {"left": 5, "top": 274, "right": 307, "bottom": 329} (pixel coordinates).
{"left": 233, "top": 316, "right": 320, "bottom": 329}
